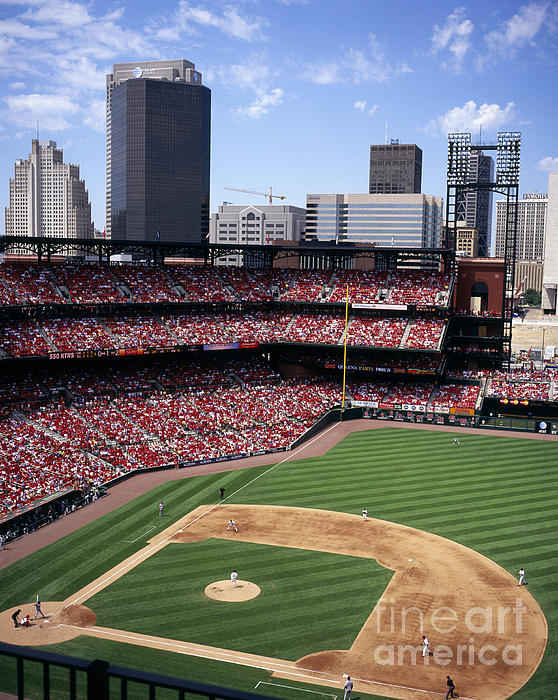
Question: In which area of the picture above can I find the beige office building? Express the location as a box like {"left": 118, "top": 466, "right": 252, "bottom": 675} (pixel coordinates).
{"left": 495, "top": 195, "right": 547, "bottom": 260}
{"left": 5, "top": 139, "right": 94, "bottom": 240}
{"left": 455, "top": 222, "right": 479, "bottom": 257}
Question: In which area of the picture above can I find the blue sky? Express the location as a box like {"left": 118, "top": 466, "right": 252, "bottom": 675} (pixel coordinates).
{"left": 1, "top": 0, "right": 558, "bottom": 236}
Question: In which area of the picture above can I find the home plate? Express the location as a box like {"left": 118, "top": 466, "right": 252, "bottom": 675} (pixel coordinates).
{"left": 408, "top": 558, "right": 413, "bottom": 562}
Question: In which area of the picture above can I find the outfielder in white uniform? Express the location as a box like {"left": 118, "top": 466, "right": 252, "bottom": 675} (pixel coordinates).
{"left": 231, "top": 570, "right": 238, "bottom": 587}
{"left": 227, "top": 519, "right": 239, "bottom": 532}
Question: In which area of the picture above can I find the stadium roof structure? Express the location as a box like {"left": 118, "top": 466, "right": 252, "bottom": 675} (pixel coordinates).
{"left": 0, "top": 235, "right": 452, "bottom": 268}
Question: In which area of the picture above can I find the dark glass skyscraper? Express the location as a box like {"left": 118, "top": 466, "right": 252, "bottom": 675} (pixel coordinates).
{"left": 369, "top": 142, "right": 422, "bottom": 194}
{"left": 456, "top": 151, "right": 494, "bottom": 257}
{"left": 106, "top": 60, "right": 210, "bottom": 243}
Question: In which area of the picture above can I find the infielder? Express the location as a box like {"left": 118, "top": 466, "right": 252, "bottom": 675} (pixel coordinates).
{"left": 362, "top": 508, "right": 367, "bottom": 522}
{"left": 231, "top": 570, "right": 238, "bottom": 587}
{"left": 421, "top": 635, "right": 431, "bottom": 657}
{"left": 343, "top": 676, "right": 353, "bottom": 700}
{"left": 518, "top": 567, "right": 526, "bottom": 586}
{"left": 227, "top": 519, "right": 239, "bottom": 532}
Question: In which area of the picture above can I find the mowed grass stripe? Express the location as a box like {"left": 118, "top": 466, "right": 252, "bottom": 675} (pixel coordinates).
{"left": 87, "top": 539, "right": 393, "bottom": 661}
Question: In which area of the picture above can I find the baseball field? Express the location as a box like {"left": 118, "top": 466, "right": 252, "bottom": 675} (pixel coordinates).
{"left": 0, "top": 423, "right": 557, "bottom": 700}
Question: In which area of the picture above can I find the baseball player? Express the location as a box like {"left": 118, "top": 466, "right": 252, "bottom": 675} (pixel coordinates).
{"left": 231, "top": 570, "right": 238, "bottom": 587}
{"left": 343, "top": 676, "right": 353, "bottom": 700}
{"left": 445, "top": 675, "right": 456, "bottom": 699}
{"left": 227, "top": 519, "right": 239, "bottom": 532}
{"left": 33, "top": 600, "right": 46, "bottom": 620}
{"left": 362, "top": 508, "right": 368, "bottom": 522}
{"left": 158, "top": 501, "right": 164, "bottom": 517}
{"left": 421, "top": 635, "right": 431, "bottom": 657}
{"left": 453, "top": 437, "right": 460, "bottom": 446}
{"left": 518, "top": 567, "right": 526, "bottom": 586}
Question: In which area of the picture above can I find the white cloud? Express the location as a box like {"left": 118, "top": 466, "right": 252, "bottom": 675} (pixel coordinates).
{"left": 538, "top": 156, "right": 558, "bottom": 171}
{"left": 431, "top": 8, "right": 474, "bottom": 69}
{"left": 10, "top": 81, "right": 26, "bottom": 90}
{"left": 424, "top": 100, "right": 515, "bottom": 135}
{"left": 354, "top": 100, "right": 378, "bottom": 117}
{"left": 4, "top": 92, "right": 80, "bottom": 130}
{"left": 301, "top": 61, "right": 341, "bottom": 85}
{"left": 483, "top": 2, "right": 548, "bottom": 62}
{"left": 176, "top": 2, "right": 266, "bottom": 41}
{"left": 82, "top": 97, "right": 105, "bottom": 133}
{"left": 219, "top": 55, "right": 271, "bottom": 92}
{"left": 22, "top": 0, "right": 92, "bottom": 27}
{"left": 55, "top": 56, "right": 107, "bottom": 93}
{"left": 303, "top": 34, "right": 412, "bottom": 86}
{"left": 234, "top": 88, "right": 283, "bottom": 120}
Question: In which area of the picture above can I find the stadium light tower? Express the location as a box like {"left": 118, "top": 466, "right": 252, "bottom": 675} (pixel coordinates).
{"left": 446, "top": 131, "right": 521, "bottom": 369}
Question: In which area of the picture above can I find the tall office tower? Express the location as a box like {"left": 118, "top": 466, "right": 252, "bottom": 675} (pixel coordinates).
{"left": 369, "top": 142, "right": 422, "bottom": 194}
{"left": 305, "top": 193, "right": 442, "bottom": 248}
{"left": 106, "top": 60, "right": 211, "bottom": 243}
{"left": 5, "top": 139, "right": 94, "bottom": 239}
{"left": 495, "top": 194, "right": 547, "bottom": 259}
{"left": 456, "top": 151, "right": 494, "bottom": 257}
{"left": 542, "top": 173, "right": 558, "bottom": 315}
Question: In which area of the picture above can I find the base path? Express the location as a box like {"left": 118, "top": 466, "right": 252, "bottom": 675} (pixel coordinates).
{"left": 0, "top": 504, "right": 547, "bottom": 700}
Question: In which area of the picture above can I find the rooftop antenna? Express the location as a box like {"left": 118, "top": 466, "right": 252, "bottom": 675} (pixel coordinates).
{"left": 36, "top": 120, "right": 39, "bottom": 141}
{"left": 385, "top": 120, "right": 388, "bottom": 145}
{"left": 478, "top": 124, "right": 483, "bottom": 145}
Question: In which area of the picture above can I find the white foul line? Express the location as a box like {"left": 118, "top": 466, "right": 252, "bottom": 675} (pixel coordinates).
{"left": 65, "top": 422, "right": 339, "bottom": 609}
{"left": 61, "top": 625, "right": 477, "bottom": 700}
{"left": 123, "top": 526, "right": 156, "bottom": 543}
{"left": 255, "top": 680, "right": 337, "bottom": 698}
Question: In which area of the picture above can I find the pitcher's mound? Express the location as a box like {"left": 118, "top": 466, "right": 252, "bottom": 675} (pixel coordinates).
{"left": 204, "top": 580, "right": 261, "bottom": 602}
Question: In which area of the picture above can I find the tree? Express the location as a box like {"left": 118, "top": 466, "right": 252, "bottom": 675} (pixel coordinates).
{"left": 523, "top": 288, "right": 541, "bottom": 306}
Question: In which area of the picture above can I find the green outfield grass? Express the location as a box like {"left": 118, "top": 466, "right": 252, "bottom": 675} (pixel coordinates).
{"left": 87, "top": 538, "right": 393, "bottom": 660}
{"left": 1, "top": 427, "right": 557, "bottom": 699}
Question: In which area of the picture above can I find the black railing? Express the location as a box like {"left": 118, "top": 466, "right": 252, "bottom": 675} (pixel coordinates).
{"left": 0, "top": 642, "right": 284, "bottom": 700}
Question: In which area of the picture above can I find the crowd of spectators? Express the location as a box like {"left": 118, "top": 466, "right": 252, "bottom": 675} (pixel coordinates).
{"left": 3, "top": 347, "right": 558, "bottom": 523}
{"left": 55, "top": 263, "right": 124, "bottom": 304}
{"left": 0, "top": 262, "right": 453, "bottom": 307}
{"left": 404, "top": 319, "right": 446, "bottom": 350}
{"left": 346, "top": 317, "right": 407, "bottom": 348}
{"left": 0, "top": 312, "right": 454, "bottom": 355}
{"left": 432, "top": 384, "right": 480, "bottom": 409}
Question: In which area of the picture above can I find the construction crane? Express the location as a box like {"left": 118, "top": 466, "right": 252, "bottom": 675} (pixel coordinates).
{"left": 224, "top": 186, "right": 286, "bottom": 204}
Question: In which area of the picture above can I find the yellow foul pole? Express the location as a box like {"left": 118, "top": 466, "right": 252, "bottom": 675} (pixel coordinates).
{"left": 341, "top": 283, "right": 349, "bottom": 419}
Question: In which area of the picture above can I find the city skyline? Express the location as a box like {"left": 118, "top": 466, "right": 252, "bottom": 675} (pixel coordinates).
{"left": 1, "top": 0, "right": 557, "bottom": 238}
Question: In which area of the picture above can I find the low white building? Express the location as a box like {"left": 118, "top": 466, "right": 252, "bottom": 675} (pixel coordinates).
{"left": 209, "top": 204, "right": 305, "bottom": 266}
